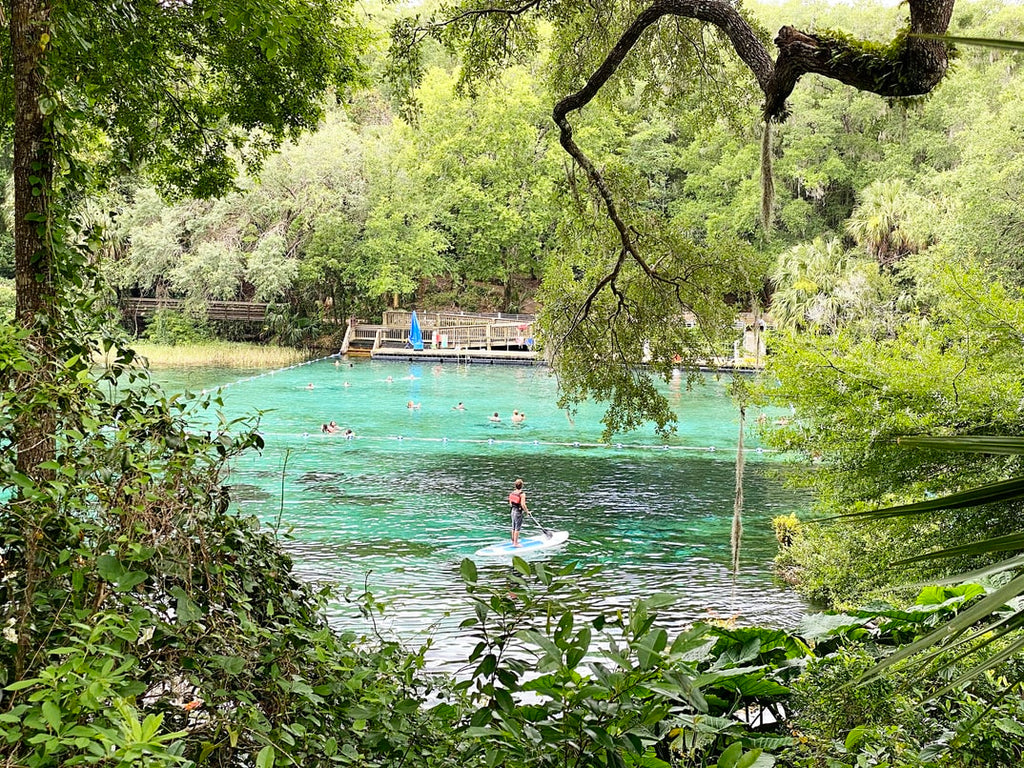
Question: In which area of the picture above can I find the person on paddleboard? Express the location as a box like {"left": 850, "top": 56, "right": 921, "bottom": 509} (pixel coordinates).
{"left": 509, "top": 478, "right": 529, "bottom": 546}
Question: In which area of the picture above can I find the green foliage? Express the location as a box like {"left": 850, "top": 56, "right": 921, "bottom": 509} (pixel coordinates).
{"left": 264, "top": 303, "right": 323, "bottom": 347}
{"left": 0, "top": 278, "right": 14, "bottom": 322}
{"left": 777, "top": 516, "right": 933, "bottom": 609}
{"left": 452, "top": 556, "right": 809, "bottom": 767}
{"left": 5, "top": 0, "right": 370, "bottom": 200}
{"left": 386, "top": 66, "right": 557, "bottom": 311}
{"left": 769, "top": 238, "right": 894, "bottom": 333}
{"left": 0, "top": 302, "right": 466, "bottom": 767}
{"left": 0, "top": 235, "right": 11, "bottom": 281}
{"left": 777, "top": 583, "right": 1024, "bottom": 768}
{"left": 540, "top": 217, "right": 767, "bottom": 438}
{"left": 142, "top": 309, "right": 212, "bottom": 346}
{"left": 771, "top": 514, "right": 801, "bottom": 549}
{"left": 762, "top": 251, "right": 1024, "bottom": 507}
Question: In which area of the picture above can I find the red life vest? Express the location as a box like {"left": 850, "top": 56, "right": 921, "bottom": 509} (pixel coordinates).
{"left": 509, "top": 490, "right": 523, "bottom": 507}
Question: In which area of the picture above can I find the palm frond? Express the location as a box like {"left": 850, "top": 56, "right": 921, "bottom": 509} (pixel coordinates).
{"left": 931, "top": 632, "right": 1024, "bottom": 699}
{"left": 912, "top": 554, "right": 1024, "bottom": 586}
{"left": 835, "top": 476, "right": 1024, "bottom": 521}
{"left": 897, "top": 435, "right": 1024, "bottom": 455}
{"left": 858, "top": 572, "right": 1024, "bottom": 685}
{"left": 897, "top": 533, "right": 1024, "bottom": 564}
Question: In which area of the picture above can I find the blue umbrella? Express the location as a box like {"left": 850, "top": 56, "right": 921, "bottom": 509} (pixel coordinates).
{"left": 409, "top": 310, "right": 424, "bottom": 350}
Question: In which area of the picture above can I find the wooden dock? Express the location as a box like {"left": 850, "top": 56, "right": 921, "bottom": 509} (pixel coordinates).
{"left": 342, "top": 310, "right": 540, "bottom": 363}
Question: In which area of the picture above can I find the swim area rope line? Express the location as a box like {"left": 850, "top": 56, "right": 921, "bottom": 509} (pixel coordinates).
{"left": 198, "top": 352, "right": 342, "bottom": 394}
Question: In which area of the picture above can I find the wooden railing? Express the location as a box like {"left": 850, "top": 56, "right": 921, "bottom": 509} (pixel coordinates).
{"left": 122, "top": 298, "right": 270, "bottom": 323}
{"left": 350, "top": 318, "right": 535, "bottom": 352}
{"left": 382, "top": 310, "right": 535, "bottom": 328}
{"left": 354, "top": 310, "right": 536, "bottom": 351}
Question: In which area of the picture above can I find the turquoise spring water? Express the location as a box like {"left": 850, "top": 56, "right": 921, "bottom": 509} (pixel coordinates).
{"left": 157, "top": 357, "right": 810, "bottom": 663}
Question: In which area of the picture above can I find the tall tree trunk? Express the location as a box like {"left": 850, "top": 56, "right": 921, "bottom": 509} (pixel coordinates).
{"left": 12, "top": 0, "right": 56, "bottom": 478}
{"left": 11, "top": 0, "right": 54, "bottom": 679}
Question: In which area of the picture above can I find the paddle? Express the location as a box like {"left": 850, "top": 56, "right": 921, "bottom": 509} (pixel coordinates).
{"left": 528, "top": 510, "right": 553, "bottom": 538}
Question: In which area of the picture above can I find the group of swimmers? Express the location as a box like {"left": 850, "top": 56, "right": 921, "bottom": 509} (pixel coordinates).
{"left": 317, "top": 401, "right": 528, "bottom": 436}
{"left": 320, "top": 421, "right": 355, "bottom": 438}
{"left": 405, "top": 400, "right": 526, "bottom": 423}
{"left": 489, "top": 409, "right": 526, "bottom": 423}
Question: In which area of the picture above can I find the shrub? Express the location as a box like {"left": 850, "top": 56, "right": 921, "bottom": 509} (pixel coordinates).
{"left": 143, "top": 309, "right": 212, "bottom": 345}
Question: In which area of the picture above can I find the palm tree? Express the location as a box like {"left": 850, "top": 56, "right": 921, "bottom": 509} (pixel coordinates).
{"left": 846, "top": 179, "right": 927, "bottom": 269}
{"left": 770, "top": 237, "right": 849, "bottom": 331}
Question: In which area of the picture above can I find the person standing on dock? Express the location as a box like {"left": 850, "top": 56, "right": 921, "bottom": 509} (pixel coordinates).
{"left": 509, "top": 478, "right": 529, "bottom": 546}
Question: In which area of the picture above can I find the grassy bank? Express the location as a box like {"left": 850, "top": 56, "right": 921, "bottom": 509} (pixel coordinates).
{"left": 130, "top": 341, "right": 311, "bottom": 369}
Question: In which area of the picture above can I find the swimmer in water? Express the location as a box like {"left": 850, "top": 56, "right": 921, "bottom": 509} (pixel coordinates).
{"left": 489, "top": 412, "right": 501, "bottom": 423}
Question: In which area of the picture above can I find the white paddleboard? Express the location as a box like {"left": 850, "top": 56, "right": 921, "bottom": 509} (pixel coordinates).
{"left": 474, "top": 530, "right": 569, "bottom": 557}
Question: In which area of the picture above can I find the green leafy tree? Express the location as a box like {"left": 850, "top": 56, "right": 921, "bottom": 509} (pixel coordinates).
{"left": 2, "top": 0, "right": 366, "bottom": 475}
{"left": 770, "top": 237, "right": 899, "bottom": 334}
{"left": 760, "top": 250, "right": 1024, "bottom": 616}
{"left": 358, "top": 129, "right": 451, "bottom": 308}
{"left": 406, "top": 66, "right": 558, "bottom": 311}
{"left": 389, "top": 0, "right": 957, "bottom": 433}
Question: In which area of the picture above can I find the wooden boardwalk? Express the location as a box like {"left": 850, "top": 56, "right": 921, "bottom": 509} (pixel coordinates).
{"left": 122, "top": 297, "right": 270, "bottom": 323}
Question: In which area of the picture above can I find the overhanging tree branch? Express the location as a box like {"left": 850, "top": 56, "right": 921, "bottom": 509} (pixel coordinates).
{"left": 549, "top": 0, "right": 953, "bottom": 321}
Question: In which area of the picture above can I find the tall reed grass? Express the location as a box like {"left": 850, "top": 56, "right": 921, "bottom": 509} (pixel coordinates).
{"left": 130, "top": 342, "right": 311, "bottom": 369}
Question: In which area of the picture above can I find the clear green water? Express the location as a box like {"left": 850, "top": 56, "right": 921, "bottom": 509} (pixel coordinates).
{"left": 158, "top": 358, "right": 810, "bottom": 662}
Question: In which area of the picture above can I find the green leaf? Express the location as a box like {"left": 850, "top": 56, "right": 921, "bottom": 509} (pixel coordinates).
{"left": 493, "top": 688, "right": 514, "bottom": 712}
{"left": 6, "top": 678, "right": 43, "bottom": 692}
{"left": 169, "top": 586, "right": 203, "bottom": 624}
{"left": 256, "top": 745, "right": 275, "bottom": 768}
{"left": 919, "top": 554, "right": 1024, "bottom": 587}
{"left": 716, "top": 742, "right": 744, "bottom": 768}
{"left": 736, "top": 749, "right": 768, "bottom": 768}
{"left": 914, "top": 584, "right": 985, "bottom": 606}
{"left": 845, "top": 725, "right": 867, "bottom": 750}
{"left": 41, "top": 701, "right": 61, "bottom": 732}
{"left": 898, "top": 533, "right": 1024, "bottom": 564}
{"left": 212, "top": 655, "right": 245, "bottom": 676}
{"left": 460, "top": 558, "right": 478, "bottom": 584}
